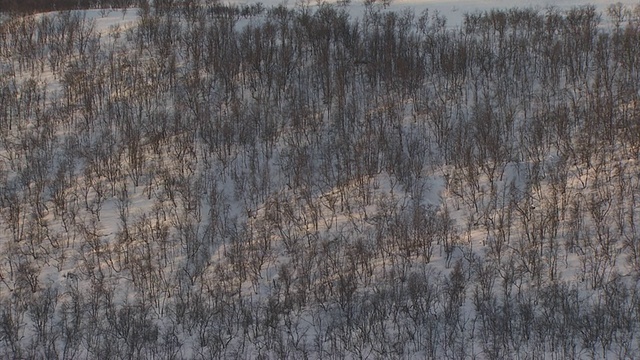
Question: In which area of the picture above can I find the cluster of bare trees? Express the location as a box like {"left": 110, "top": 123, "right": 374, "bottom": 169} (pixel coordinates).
{"left": 0, "top": 0, "right": 135, "bottom": 14}
{"left": 1, "top": 1, "right": 640, "bottom": 358}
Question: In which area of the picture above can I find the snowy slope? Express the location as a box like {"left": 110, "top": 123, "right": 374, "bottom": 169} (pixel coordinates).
{"left": 1, "top": 1, "right": 640, "bottom": 359}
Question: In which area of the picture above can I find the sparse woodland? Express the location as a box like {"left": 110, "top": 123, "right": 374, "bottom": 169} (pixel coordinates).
{"left": 1, "top": 0, "right": 640, "bottom": 358}
{"left": 0, "top": 0, "right": 135, "bottom": 14}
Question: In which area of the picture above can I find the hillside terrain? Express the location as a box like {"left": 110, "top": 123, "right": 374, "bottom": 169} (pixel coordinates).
{"left": 1, "top": 1, "right": 640, "bottom": 358}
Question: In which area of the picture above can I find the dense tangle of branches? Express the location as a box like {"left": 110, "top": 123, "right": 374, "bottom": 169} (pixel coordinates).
{"left": 1, "top": 1, "right": 640, "bottom": 358}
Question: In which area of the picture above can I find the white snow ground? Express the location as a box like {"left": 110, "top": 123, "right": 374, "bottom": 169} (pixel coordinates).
{"left": 2, "top": 1, "right": 640, "bottom": 358}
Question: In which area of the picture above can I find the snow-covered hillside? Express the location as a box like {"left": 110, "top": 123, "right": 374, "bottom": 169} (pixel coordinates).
{"left": 1, "top": 1, "right": 640, "bottom": 358}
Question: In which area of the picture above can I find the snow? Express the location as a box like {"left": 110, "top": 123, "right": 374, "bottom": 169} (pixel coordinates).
{"left": 91, "top": 8, "right": 139, "bottom": 34}
{"left": 3, "top": 1, "right": 640, "bottom": 358}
